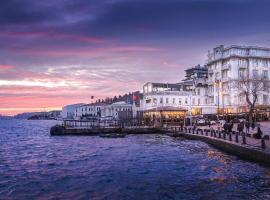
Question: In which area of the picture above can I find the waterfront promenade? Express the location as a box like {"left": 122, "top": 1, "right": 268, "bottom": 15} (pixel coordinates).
{"left": 198, "top": 122, "right": 270, "bottom": 151}
{"left": 167, "top": 124, "right": 270, "bottom": 166}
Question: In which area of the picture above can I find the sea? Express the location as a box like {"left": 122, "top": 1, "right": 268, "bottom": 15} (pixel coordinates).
{"left": 1, "top": 119, "right": 270, "bottom": 200}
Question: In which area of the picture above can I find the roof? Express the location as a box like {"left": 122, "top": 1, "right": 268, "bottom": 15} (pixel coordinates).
{"left": 79, "top": 102, "right": 108, "bottom": 107}
{"left": 111, "top": 101, "right": 128, "bottom": 105}
{"left": 145, "top": 82, "right": 182, "bottom": 89}
{"left": 145, "top": 106, "right": 188, "bottom": 112}
{"left": 222, "top": 45, "right": 270, "bottom": 51}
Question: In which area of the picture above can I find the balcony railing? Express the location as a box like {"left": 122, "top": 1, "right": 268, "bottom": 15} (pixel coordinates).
{"left": 238, "top": 65, "right": 247, "bottom": 69}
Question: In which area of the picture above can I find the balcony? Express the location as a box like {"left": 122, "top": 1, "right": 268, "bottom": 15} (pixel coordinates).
{"left": 208, "top": 69, "right": 214, "bottom": 74}
{"left": 222, "top": 64, "right": 231, "bottom": 70}
{"left": 222, "top": 77, "right": 231, "bottom": 82}
{"left": 238, "top": 65, "right": 247, "bottom": 69}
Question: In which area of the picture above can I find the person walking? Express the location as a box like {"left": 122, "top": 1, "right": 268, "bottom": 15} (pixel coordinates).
{"left": 245, "top": 121, "right": 250, "bottom": 134}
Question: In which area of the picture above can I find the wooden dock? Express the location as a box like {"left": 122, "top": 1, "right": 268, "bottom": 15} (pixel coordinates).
{"left": 50, "top": 125, "right": 165, "bottom": 136}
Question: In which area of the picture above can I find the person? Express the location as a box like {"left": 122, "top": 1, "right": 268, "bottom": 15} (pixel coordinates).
{"left": 180, "top": 122, "right": 184, "bottom": 132}
{"left": 254, "top": 125, "right": 263, "bottom": 139}
{"left": 208, "top": 120, "right": 211, "bottom": 128}
{"left": 245, "top": 121, "right": 250, "bottom": 134}
{"left": 237, "top": 121, "right": 244, "bottom": 135}
{"left": 192, "top": 123, "right": 197, "bottom": 134}
{"left": 223, "top": 121, "right": 228, "bottom": 134}
{"left": 251, "top": 121, "right": 256, "bottom": 130}
{"left": 228, "top": 120, "right": 233, "bottom": 133}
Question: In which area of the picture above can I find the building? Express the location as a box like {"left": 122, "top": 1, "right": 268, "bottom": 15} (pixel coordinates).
{"left": 61, "top": 103, "right": 85, "bottom": 119}
{"left": 74, "top": 102, "right": 108, "bottom": 119}
{"left": 207, "top": 45, "right": 270, "bottom": 116}
{"left": 102, "top": 101, "right": 133, "bottom": 120}
{"left": 142, "top": 65, "right": 215, "bottom": 125}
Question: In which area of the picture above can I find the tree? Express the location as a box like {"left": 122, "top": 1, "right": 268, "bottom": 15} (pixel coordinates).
{"left": 113, "top": 96, "right": 117, "bottom": 102}
{"left": 233, "top": 74, "right": 269, "bottom": 122}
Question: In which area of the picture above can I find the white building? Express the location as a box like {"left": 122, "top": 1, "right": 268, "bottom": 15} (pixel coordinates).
{"left": 142, "top": 65, "right": 215, "bottom": 119}
{"left": 74, "top": 101, "right": 133, "bottom": 121}
{"left": 102, "top": 101, "right": 133, "bottom": 120}
{"left": 61, "top": 103, "right": 85, "bottom": 119}
{"left": 207, "top": 45, "right": 270, "bottom": 114}
{"left": 74, "top": 102, "right": 107, "bottom": 119}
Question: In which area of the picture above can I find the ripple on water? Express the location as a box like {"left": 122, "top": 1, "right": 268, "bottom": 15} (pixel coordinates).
{"left": 1, "top": 120, "right": 270, "bottom": 200}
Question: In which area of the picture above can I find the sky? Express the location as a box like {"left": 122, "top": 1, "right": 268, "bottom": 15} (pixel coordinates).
{"left": 1, "top": 0, "right": 270, "bottom": 115}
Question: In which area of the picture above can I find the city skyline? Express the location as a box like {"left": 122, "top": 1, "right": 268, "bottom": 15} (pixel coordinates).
{"left": 1, "top": 0, "right": 270, "bottom": 115}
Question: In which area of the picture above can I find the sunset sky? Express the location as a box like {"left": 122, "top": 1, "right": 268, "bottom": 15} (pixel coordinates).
{"left": 1, "top": 0, "right": 270, "bottom": 115}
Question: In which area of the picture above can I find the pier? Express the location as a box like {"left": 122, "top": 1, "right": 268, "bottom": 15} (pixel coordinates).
{"left": 50, "top": 124, "right": 165, "bottom": 136}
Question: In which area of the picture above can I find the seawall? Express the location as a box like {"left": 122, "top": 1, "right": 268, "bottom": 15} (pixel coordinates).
{"left": 179, "top": 132, "right": 270, "bottom": 166}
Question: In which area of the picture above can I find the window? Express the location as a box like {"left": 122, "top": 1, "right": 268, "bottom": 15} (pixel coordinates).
{"left": 185, "top": 98, "right": 188, "bottom": 104}
{"left": 252, "top": 69, "right": 258, "bottom": 78}
{"left": 263, "top": 83, "right": 268, "bottom": 91}
{"left": 160, "top": 98, "right": 163, "bottom": 103}
{"left": 166, "top": 98, "right": 169, "bottom": 103}
{"left": 192, "top": 98, "right": 195, "bottom": 105}
{"left": 263, "top": 95, "right": 268, "bottom": 104}
{"left": 179, "top": 98, "right": 182, "bottom": 105}
{"left": 145, "top": 99, "right": 151, "bottom": 104}
{"left": 239, "top": 70, "right": 244, "bottom": 78}
{"left": 239, "top": 95, "right": 243, "bottom": 103}
{"left": 263, "top": 70, "right": 268, "bottom": 78}
{"left": 172, "top": 98, "right": 175, "bottom": 104}
{"left": 197, "top": 89, "right": 200, "bottom": 95}
{"left": 198, "top": 98, "right": 200, "bottom": 105}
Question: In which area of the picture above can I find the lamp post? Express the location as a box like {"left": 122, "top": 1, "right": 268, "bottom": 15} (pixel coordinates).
{"left": 215, "top": 79, "right": 221, "bottom": 120}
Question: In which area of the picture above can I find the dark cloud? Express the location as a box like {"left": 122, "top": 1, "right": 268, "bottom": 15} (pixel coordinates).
{"left": 85, "top": 0, "right": 270, "bottom": 39}
{"left": 0, "top": 0, "right": 55, "bottom": 26}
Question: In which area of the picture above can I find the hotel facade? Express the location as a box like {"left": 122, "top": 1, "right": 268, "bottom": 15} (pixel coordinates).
{"left": 207, "top": 45, "right": 270, "bottom": 114}
{"left": 142, "top": 45, "right": 270, "bottom": 123}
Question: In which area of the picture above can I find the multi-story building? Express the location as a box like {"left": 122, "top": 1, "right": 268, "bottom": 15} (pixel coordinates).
{"left": 142, "top": 65, "right": 216, "bottom": 125}
{"left": 207, "top": 45, "right": 270, "bottom": 114}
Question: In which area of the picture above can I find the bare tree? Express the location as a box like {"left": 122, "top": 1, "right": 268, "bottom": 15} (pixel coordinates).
{"left": 232, "top": 74, "right": 269, "bottom": 122}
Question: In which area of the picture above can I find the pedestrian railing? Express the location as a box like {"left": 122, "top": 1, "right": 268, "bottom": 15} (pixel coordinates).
{"left": 167, "top": 126, "right": 267, "bottom": 150}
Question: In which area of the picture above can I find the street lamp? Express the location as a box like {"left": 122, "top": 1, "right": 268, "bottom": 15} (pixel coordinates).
{"left": 215, "top": 79, "right": 221, "bottom": 120}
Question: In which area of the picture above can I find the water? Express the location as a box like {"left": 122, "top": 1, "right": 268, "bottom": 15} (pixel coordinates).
{"left": 1, "top": 120, "right": 270, "bottom": 200}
